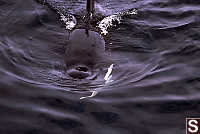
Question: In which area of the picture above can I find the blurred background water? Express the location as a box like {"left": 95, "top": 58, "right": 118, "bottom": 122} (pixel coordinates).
{"left": 0, "top": 0, "right": 200, "bottom": 134}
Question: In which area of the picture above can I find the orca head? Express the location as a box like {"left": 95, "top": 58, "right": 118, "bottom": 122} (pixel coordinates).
{"left": 65, "top": 29, "right": 106, "bottom": 79}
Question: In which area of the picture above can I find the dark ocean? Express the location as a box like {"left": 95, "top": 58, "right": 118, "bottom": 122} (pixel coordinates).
{"left": 0, "top": 0, "right": 200, "bottom": 134}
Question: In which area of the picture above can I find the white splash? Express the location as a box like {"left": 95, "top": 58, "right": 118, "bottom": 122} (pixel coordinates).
{"left": 104, "top": 64, "right": 114, "bottom": 83}
{"left": 97, "top": 8, "right": 137, "bottom": 35}
{"left": 98, "top": 14, "right": 121, "bottom": 35}
{"left": 59, "top": 12, "right": 77, "bottom": 30}
{"left": 80, "top": 91, "right": 98, "bottom": 100}
{"left": 80, "top": 64, "right": 114, "bottom": 100}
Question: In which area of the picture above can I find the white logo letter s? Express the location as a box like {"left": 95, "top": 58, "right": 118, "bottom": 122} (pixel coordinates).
{"left": 188, "top": 120, "right": 198, "bottom": 133}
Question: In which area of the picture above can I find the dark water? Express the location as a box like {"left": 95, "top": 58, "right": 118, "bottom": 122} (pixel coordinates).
{"left": 1, "top": 0, "right": 200, "bottom": 133}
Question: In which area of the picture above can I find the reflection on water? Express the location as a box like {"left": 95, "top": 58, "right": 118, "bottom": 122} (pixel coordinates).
{"left": 0, "top": 0, "right": 200, "bottom": 133}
